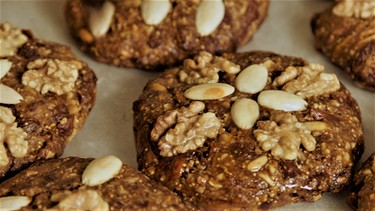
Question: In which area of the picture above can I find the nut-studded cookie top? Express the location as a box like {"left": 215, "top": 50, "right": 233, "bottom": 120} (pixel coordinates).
{"left": 133, "top": 51, "right": 364, "bottom": 210}
{"left": 0, "top": 22, "right": 97, "bottom": 180}
{"left": 64, "top": 0, "right": 269, "bottom": 70}
{"left": 0, "top": 156, "right": 191, "bottom": 210}
{"left": 311, "top": 0, "right": 375, "bottom": 91}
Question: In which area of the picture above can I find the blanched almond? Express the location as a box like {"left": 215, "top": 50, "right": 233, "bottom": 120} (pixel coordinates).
{"left": 184, "top": 83, "right": 234, "bottom": 100}
{"left": 88, "top": 1, "right": 115, "bottom": 38}
{"left": 231, "top": 98, "right": 259, "bottom": 130}
{"left": 0, "top": 84, "right": 23, "bottom": 104}
{"left": 196, "top": 0, "right": 225, "bottom": 36}
{"left": 0, "top": 196, "right": 31, "bottom": 210}
{"left": 141, "top": 0, "right": 171, "bottom": 25}
{"left": 258, "top": 90, "right": 307, "bottom": 111}
{"left": 235, "top": 64, "right": 268, "bottom": 94}
{"left": 82, "top": 155, "right": 122, "bottom": 186}
{"left": 0, "top": 59, "right": 12, "bottom": 79}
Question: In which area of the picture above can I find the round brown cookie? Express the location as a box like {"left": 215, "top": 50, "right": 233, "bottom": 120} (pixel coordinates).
{"left": 348, "top": 153, "right": 375, "bottom": 211}
{"left": 311, "top": 0, "right": 375, "bottom": 92}
{"left": 0, "top": 22, "right": 97, "bottom": 180}
{"left": 133, "top": 51, "right": 364, "bottom": 210}
{"left": 64, "top": 0, "right": 269, "bottom": 70}
{"left": 0, "top": 156, "right": 191, "bottom": 210}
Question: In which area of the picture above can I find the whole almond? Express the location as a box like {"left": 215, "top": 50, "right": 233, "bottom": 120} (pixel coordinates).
{"left": 0, "top": 196, "right": 31, "bottom": 210}
{"left": 235, "top": 64, "right": 268, "bottom": 94}
{"left": 0, "top": 84, "right": 23, "bottom": 104}
{"left": 184, "top": 83, "right": 234, "bottom": 100}
{"left": 88, "top": 1, "right": 115, "bottom": 38}
{"left": 258, "top": 90, "right": 307, "bottom": 111}
{"left": 141, "top": 0, "right": 171, "bottom": 25}
{"left": 196, "top": 0, "right": 225, "bottom": 36}
{"left": 82, "top": 155, "right": 122, "bottom": 187}
{"left": 231, "top": 98, "right": 259, "bottom": 130}
{"left": 0, "top": 59, "right": 12, "bottom": 79}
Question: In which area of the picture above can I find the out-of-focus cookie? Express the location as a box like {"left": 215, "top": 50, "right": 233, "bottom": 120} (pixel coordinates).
{"left": 0, "top": 155, "right": 191, "bottom": 210}
{"left": 64, "top": 0, "right": 269, "bottom": 70}
{"left": 348, "top": 153, "right": 375, "bottom": 211}
{"left": 0, "top": 22, "right": 97, "bottom": 180}
{"left": 311, "top": 0, "right": 375, "bottom": 91}
{"left": 133, "top": 51, "right": 364, "bottom": 210}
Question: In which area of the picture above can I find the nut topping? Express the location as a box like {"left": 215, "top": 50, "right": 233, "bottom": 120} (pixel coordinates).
{"left": 254, "top": 111, "right": 316, "bottom": 160}
{"left": 257, "top": 90, "right": 307, "bottom": 112}
{"left": 82, "top": 155, "right": 122, "bottom": 186}
{"left": 333, "top": 0, "right": 375, "bottom": 18}
{"left": 196, "top": 0, "right": 225, "bottom": 36}
{"left": 55, "top": 190, "right": 109, "bottom": 211}
{"left": 231, "top": 98, "right": 259, "bottom": 130}
{"left": 235, "top": 64, "right": 268, "bottom": 94}
{"left": 247, "top": 155, "right": 268, "bottom": 172}
{"left": 22, "top": 59, "right": 80, "bottom": 95}
{"left": 0, "top": 59, "right": 23, "bottom": 104}
{"left": 184, "top": 83, "right": 235, "bottom": 100}
{"left": 0, "top": 59, "right": 12, "bottom": 79}
{"left": 0, "top": 22, "right": 28, "bottom": 57}
{"left": 88, "top": 1, "right": 115, "bottom": 38}
{"left": 141, "top": 0, "right": 171, "bottom": 25}
{"left": 0, "top": 196, "right": 31, "bottom": 210}
{"left": 151, "top": 101, "right": 221, "bottom": 157}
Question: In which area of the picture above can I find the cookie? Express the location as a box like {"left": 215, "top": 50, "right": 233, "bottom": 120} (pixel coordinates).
{"left": 132, "top": 51, "right": 364, "bottom": 210}
{"left": 348, "top": 153, "right": 375, "bottom": 211}
{"left": 0, "top": 22, "right": 97, "bottom": 180}
{"left": 0, "top": 156, "right": 191, "bottom": 210}
{"left": 64, "top": 0, "right": 269, "bottom": 70}
{"left": 311, "top": 0, "right": 375, "bottom": 92}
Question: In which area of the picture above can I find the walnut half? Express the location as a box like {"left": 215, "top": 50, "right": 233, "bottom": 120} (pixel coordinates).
{"left": 254, "top": 111, "right": 316, "bottom": 160}
{"left": 151, "top": 101, "right": 221, "bottom": 157}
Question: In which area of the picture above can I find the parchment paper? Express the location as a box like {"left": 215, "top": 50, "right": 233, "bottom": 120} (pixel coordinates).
{"left": 1, "top": 1, "right": 374, "bottom": 210}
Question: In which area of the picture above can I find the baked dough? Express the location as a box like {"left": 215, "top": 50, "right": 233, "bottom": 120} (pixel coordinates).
{"left": 0, "top": 156, "right": 191, "bottom": 210}
{"left": 64, "top": 0, "right": 269, "bottom": 70}
{"left": 133, "top": 51, "right": 364, "bottom": 210}
{"left": 348, "top": 153, "right": 375, "bottom": 211}
{"left": 311, "top": 0, "right": 375, "bottom": 91}
{"left": 0, "top": 22, "right": 97, "bottom": 180}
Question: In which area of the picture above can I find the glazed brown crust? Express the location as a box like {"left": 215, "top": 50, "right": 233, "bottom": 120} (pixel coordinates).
{"left": 64, "top": 0, "right": 269, "bottom": 70}
{"left": 0, "top": 157, "right": 190, "bottom": 210}
{"left": 133, "top": 51, "right": 364, "bottom": 210}
{"left": 348, "top": 153, "right": 375, "bottom": 211}
{"left": 0, "top": 27, "right": 97, "bottom": 180}
{"left": 311, "top": 5, "right": 375, "bottom": 92}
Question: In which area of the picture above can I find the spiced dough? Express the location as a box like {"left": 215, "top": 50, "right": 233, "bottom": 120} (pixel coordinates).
{"left": 0, "top": 22, "right": 97, "bottom": 181}
{"left": 348, "top": 153, "right": 375, "bottom": 211}
{"left": 0, "top": 156, "right": 191, "bottom": 210}
{"left": 133, "top": 51, "right": 364, "bottom": 210}
{"left": 311, "top": 0, "right": 375, "bottom": 92}
{"left": 64, "top": 0, "right": 269, "bottom": 70}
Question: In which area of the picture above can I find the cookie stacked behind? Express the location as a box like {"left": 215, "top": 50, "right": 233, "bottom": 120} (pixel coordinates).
{"left": 311, "top": 0, "right": 375, "bottom": 91}
{"left": 0, "top": 156, "right": 191, "bottom": 210}
{"left": 133, "top": 51, "right": 364, "bottom": 210}
{"left": 0, "top": 22, "right": 97, "bottom": 180}
{"left": 64, "top": 0, "right": 269, "bottom": 70}
{"left": 348, "top": 153, "right": 375, "bottom": 211}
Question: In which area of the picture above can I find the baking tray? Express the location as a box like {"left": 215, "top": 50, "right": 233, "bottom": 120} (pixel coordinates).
{"left": 1, "top": 1, "right": 374, "bottom": 210}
